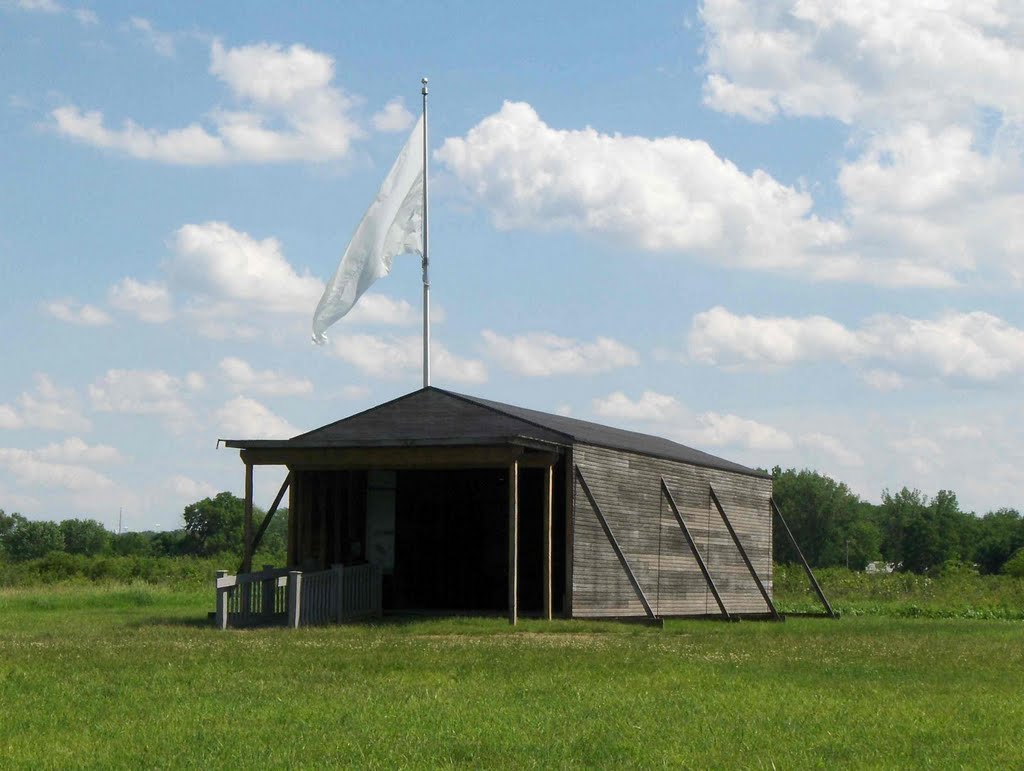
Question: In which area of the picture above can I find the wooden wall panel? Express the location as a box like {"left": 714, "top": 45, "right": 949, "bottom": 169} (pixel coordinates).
{"left": 571, "top": 480, "right": 647, "bottom": 617}
{"left": 571, "top": 444, "right": 772, "bottom": 618}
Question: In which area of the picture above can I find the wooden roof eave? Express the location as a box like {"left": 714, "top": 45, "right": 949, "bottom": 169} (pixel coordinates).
{"left": 231, "top": 437, "right": 565, "bottom": 469}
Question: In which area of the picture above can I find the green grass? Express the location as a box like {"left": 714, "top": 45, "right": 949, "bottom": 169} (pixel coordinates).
{"left": 2, "top": 584, "right": 1023, "bottom": 768}
{"left": 775, "top": 564, "right": 1024, "bottom": 619}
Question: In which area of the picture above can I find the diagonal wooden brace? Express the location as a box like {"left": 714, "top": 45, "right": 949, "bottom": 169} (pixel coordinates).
{"left": 709, "top": 485, "right": 781, "bottom": 620}
{"left": 660, "top": 478, "right": 730, "bottom": 620}
{"left": 575, "top": 466, "right": 655, "bottom": 618}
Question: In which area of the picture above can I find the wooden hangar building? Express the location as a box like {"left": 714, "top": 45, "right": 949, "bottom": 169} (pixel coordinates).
{"left": 224, "top": 386, "right": 778, "bottom": 623}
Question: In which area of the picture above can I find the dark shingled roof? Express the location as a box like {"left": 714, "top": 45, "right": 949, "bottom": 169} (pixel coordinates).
{"left": 224, "top": 387, "right": 767, "bottom": 478}
{"left": 443, "top": 389, "right": 766, "bottom": 478}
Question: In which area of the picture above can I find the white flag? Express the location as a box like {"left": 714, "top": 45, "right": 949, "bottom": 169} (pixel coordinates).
{"left": 312, "top": 115, "right": 424, "bottom": 344}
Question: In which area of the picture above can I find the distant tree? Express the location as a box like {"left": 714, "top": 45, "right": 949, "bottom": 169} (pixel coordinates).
{"left": 878, "top": 488, "right": 973, "bottom": 573}
{"left": 182, "top": 492, "right": 262, "bottom": 556}
{"left": 5, "top": 519, "right": 64, "bottom": 561}
{"left": 771, "top": 467, "right": 879, "bottom": 569}
{"left": 0, "top": 510, "right": 28, "bottom": 557}
{"left": 59, "top": 518, "right": 112, "bottom": 556}
{"left": 829, "top": 510, "right": 883, "bottom": 571}
{"left": 111, "top": 531, "right": 152, "bottom": 557}
{"left": 148, "top": 529, "right": 192, "bottom": 557}
{"left": 259, "top": 508, "right": 288, "bottom": 555}
{"left": 973, "top": 509, "right": 1024, "bottom": 574}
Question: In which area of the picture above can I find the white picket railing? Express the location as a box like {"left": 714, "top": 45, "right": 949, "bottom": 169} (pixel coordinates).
{"left": 215, "top": 565, "right": 289, "bottom": 629}
{"left": 215, "top": 563, "right": 382, "bottom": 630}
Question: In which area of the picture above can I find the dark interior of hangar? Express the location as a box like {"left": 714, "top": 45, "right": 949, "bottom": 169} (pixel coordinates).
{"left": 290, "top": 463, "right": 566, "bottom": 615}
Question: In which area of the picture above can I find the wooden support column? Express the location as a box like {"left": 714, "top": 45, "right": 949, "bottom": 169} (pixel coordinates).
{"left": 287, "top": 471, "right": 297, "bottom": 566}
{"left": 319, "top": 481, "right": 328, "bottom": 570}
{"left": 542, "top": 463, "right": 553, "bottom": 621}
{"left": 242, "top": 461, "right": 254, "bottom": 574}
{"left": 508, "top": 459, "right": 519, "bottom": 626}
{"left": 564, "top": 450, "right": 574, "bottom": 619}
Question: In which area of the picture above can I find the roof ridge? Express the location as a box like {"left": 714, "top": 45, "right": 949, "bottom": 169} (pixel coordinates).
{"left": 434, "top": 387, "right": 576, "bottom": 442}
{"left": 288, "top": 387, "right": 430, "bottom": 441}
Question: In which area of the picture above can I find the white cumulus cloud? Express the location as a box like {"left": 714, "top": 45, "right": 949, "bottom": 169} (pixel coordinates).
{"left": 481, "top": 329, "right": 639, "bottom": 376}
{"left": 700, "top": 0, "right": 1024, "bottom": 127}
{"left": 683, "top": 412, "right": 794, "bottom": 451}
{"left": 689, "top": 306, "right": 860, "bottom": 369}
{"left": 331, "top": 334, "right": 487, "bottom": 384}
{"left": 167, "top": 220, "right": 323, "bottom": 316}
{"left": 699, "top": 1, "right": 1024, "bottom": 288}
{"left": 166, "top": 474, "right": 217, "bottom": 500}
{"left": 13, "top": 374, "right": 91, "bottom": 432}
{"left": 89, "top": 369, "right": 195, "bottom": 431}
{"left": 215, "top": 396, "right": 299, "bottom": 439}
{"left": 372, "top": 98, "right": 414, "bottom": 133}
{"left": 0, "top": 404, "right": 23, "bottom": 429}
{"left": 0, "top": 447, "right": 115, "bottom": 492}
{"left": 42, "top": 299, "right": 111, "bottom": 326}
{"left": 34, "top": 437, "right": 124, "bottom": 464}
{"left": 799, "top": 432, "right": 863, "bottom": 468}
{"left": 689, "top": 306, "right": 1024, "bottom": 384}
{"left": 592, "top": 389, "right": 792, "bottom": 452}
{"left": 592, "top": 390, "right": 685, "bottom": 422}
{"left": 52, "top": 39, "right": 363, "bottom": 164}
{"left": 437, "top": 101, "right": 852, "bottom": 279}
{"left": 219, "top": 357, "right": 313, "bottom": 396}
{"left": 108, "top": 278, "right": 174, "bottom": 323}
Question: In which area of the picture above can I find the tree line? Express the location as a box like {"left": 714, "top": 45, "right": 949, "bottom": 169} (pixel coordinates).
{"left": 771, "top": 467, "right": 1024, "bottom": 576}
{"left": 3, "top": 471, "right": 1023, "bottom": 576}
{"left": 0, "top": 492, "right": 286, "bottom": 562}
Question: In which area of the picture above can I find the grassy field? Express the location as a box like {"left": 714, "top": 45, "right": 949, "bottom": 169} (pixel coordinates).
{"left": 1, "top": 584, "right": 1023, "bottom": 769}
{"left": 775, "top": 563, "right": 1024, "bottom": 619}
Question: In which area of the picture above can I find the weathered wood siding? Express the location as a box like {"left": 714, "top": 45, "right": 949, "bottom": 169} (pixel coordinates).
{"left": 297, "top": 389, "right": 569, "bottom": 446}
{"left": 571, "top": 444, "right": 772, "bottom": 618}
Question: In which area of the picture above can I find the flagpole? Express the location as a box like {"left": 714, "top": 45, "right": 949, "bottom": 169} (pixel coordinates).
{"left": 421, "top": 77, "right": 430, "bottom": 388}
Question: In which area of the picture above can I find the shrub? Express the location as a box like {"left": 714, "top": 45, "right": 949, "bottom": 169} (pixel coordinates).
{"left": 1003, "top": 548, "right": 1024, "bottom": 578}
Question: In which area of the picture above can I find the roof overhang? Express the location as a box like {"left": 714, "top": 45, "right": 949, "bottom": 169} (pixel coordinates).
{"left": 230, "top": 440, "right": 564, "bottom": 470}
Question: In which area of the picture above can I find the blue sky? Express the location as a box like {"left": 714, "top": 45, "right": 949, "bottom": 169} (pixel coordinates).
{"left": 2, "top": 0, "right": 1023, "bottom": 530}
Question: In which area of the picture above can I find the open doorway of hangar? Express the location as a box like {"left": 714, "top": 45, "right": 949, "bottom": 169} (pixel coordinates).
{"left": 289, "top": 463, "right": 567, "bottom": 616}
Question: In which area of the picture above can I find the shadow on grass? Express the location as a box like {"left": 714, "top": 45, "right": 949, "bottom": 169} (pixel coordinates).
{"left": 130, "top": 614, "right": 219, "bottom": 630}
{"left": 129, "top": 609, "right": 673, "bottom": 636}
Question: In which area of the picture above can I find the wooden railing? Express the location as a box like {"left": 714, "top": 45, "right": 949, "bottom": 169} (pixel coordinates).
{"left": 298, "top": 563, "right": 383, "bottom": 626}
{"left": 215, "top": 565, "right": 289, "bottom": 629}
{"left": 215, "top": 563, "right": 382, "bottom": 630}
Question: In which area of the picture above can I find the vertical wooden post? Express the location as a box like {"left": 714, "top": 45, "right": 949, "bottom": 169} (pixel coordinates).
{"left": 333, "top": 473, "right": 343, "bottom": 566}
{"left": 543, "top": 463, "right": 553, "bottom": 621}
{"left": 288, "top": 570, "right": 302, "bottom": 628}
{"left": 287, "top": 470, "right": 297, "bottom": 566}
{"left": 242, "top": 462, "right": 254, "bottom": 574}
{"left": 215, "top": 570, "right": 228, "bottom": 630}
{"left": 319, "top": 481, "right": 329, "bottom": 570}
{"left": 564, "top": 450, "right": 574, "bottom": 619}
{"left": 334, "top": 563, "right": 345, "bottom": 623}
{"left": 508, "top": 459, "right": 519, "bottom": 626}
{"left": 373, "top": 563, "right": 382, "bottom": 617}
{"left": 261, "top": 565, "right": 274, "bottom": 621}
{"left": 346, "top": 470, "right": 357, "bottom": 560}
